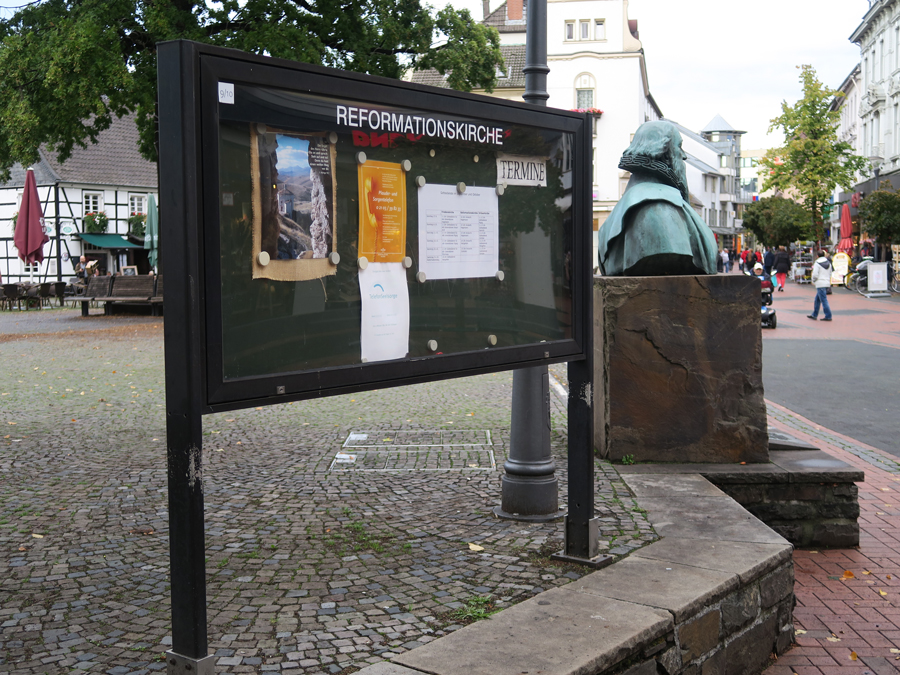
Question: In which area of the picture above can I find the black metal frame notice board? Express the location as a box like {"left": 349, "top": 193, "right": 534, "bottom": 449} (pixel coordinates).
{"left": 157, "top": 39, "right": 593, "bottom": 673}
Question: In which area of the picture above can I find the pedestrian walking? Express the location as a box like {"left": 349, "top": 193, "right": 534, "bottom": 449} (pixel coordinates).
{"left": 807, "top": 250, "right": 833, "bottom": 321}
{"left": 773, "top": 246, "right": 790, "bottom": 291}
{"left": 718, "top": 249, "right": 728, "bottom": 273}
{"left": 763, "top": 247, "right": 775, "bottom": 276}
{"left": 740, "top": 249, "right": 748, "bottom": 272}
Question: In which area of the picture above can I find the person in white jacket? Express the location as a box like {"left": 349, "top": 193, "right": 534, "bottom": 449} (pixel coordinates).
{"left": 807, "top": 250, "right": 833, "bottom": 321}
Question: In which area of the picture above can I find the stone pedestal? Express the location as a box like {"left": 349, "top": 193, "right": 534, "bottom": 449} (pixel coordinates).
{"left": 594, "top": 275, "right": 768, "bottom": 463}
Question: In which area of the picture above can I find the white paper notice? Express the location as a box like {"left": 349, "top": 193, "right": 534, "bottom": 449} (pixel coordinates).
{"left": 359, "top": 263, "right": 410, "bottom": 363}
{"left": 418, "top": 184, "right": 499, "bottom": 280}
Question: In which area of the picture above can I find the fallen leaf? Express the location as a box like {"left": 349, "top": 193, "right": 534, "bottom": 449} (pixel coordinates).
{"left": 863, "top": 571, "right": 871, "bottom": 575}
{"left": 794, "top": 629, "right": 807, "bottom": 635}
{"left": 890, "top": 648, "right": 900, "bottom": 654}
{"left": 827, "top": 637, "right": 841, "bottom": 642}
{"left": 850, "top": 652, "right": 858, "bottom": 661}
{"left": 879, "top": 590, "right": 888, "bottom": 596}
{"left": 888, "top": 574, "right": 893, "bottom": 580}
{"left": 468, "top": 543, "right": 485, "bottom": 552}
{"left": 31, "top": 533, "right": 43, "bottom": 539}
{"left": 842, "top": 570, "right": 855, "bottom": 579}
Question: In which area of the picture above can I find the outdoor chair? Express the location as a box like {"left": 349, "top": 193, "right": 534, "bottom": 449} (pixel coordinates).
{"left": 2, "top": 283, "right": 23, "bottom": 311}
{"left": 38, "top": 282, "right": 52, "bottom": 309}
{"left": 53, "top": 281, "right": 67, "bottom": 307}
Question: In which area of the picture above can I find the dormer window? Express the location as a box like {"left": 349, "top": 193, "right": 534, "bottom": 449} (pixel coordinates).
{"left": 565, "top": 19, "right": 606, "bottom": 41}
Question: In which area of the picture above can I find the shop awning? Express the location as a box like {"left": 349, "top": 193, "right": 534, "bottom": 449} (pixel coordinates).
{"left": 78, "top": 233, "right": 142, "bottom": 249}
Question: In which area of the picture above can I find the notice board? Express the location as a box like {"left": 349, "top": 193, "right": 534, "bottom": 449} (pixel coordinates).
{"left": 159, "top": 41, "right": 592, "bottom": 412}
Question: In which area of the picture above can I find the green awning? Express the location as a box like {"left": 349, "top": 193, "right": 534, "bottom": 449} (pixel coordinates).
{"left": 78, "top": 233, "right": 141, "bottom": 249}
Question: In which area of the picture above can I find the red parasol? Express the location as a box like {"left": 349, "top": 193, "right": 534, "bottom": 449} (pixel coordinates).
{"left": 13, "top": 168, "right": 49, "bottom": 267}
{"left": 836, "top": 203, "right": 854, "bottom": 253}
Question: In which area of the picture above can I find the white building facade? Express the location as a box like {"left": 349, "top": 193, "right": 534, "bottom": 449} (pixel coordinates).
{"left": 0, "top": 113, "right": 157, "bottom": 282}
{"left": 851, "top": 0, "right": 900, "bottom": 191}
{"left": 412, "top": 0, "right": 662, "bottom": 264}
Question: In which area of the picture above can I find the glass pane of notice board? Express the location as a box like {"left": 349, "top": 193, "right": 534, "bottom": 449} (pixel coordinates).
{"left": 215, "top": 83, "right": 576, "bottom": 380}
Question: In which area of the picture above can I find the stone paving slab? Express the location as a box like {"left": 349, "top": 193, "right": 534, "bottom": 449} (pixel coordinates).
{"left": 634, "top": 495, "right": 789, "bottom": 545}
{"left": 0, "top": 314, "right": 657, "bottom": 674}
{"left": 394, "top": 587, "right": 673, "bottom": 675}
{"left": 573, "top": 556, "right": 739, "bottom": 622}
{"left": 631, "top": 537, "right": 792, "bottom": 585}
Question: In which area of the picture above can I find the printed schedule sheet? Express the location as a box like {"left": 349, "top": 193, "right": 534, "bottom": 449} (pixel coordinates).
{"left": 417, "top": 184, "right": 499, "bottom": 280}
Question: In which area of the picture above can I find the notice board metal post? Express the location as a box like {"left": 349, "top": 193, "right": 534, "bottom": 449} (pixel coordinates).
{"left": 158, "top": 40, "right": 215, "bottom": 675}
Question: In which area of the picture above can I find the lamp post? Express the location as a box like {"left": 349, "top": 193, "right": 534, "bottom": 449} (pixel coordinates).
{"left": 496, "top": 0, "right": 562, "bottom": 522}
{"left": 868, "top": 155, "right": 883, "bottom": 260}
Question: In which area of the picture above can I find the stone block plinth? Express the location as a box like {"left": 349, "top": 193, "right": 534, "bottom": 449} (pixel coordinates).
{"left": 593, "top": 275, "right": 768, "bottom": 463}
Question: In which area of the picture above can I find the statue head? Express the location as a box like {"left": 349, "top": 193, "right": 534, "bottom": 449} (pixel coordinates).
{"left": 618, "top": 121, "right": 689, "bottom": 201}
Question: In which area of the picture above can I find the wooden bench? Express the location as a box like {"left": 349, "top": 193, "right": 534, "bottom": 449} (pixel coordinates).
{"left": 101, "top": 275, "right": 155, "bottom": 314}
{"left": 77, "top": 276, "right": 112, "bottom": 316}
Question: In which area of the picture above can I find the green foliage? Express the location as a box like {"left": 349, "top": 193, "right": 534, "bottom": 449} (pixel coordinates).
{"left": 620, "top": 454, "right": 635, "bottom": 465}
{"left": 451, "top": 595, "right": 497, "bottom": 623}
{"left": 741, "top": 197, "right": 812, "bottom": 247}
{"left": 83, "top": 211, "right": 108, "bottom": 233}
{"left": 128, "top": 213, "right": 146, "bottom": 237}
{"left": 858, "top": 181, "right": 900, "bottom": 245}
{"left": 760, "top": 65, "right": 867, "bottom": 240}
{"left": 0, "top": 0, "right": 503, "bottom": 179}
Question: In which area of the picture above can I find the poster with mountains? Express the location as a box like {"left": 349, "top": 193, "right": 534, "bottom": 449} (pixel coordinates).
{"left": 251, "top": 128, "right": 337, "bottom": 282}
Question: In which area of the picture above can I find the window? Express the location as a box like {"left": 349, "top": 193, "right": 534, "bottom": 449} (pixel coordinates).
{"left": 719, "top": 155, "right": 728, "bottom": 168}
{"left": 576, "top": 89, "right": 593, "bottom": 108}
{"left": 594, "top": 20, "right": 606, "bottom": 40}
{"left": 129, "top": 194, "right": 147, "bottom": 216}
{"left": 565, "top": 21, "right": 574, "bottom": 40}
{"left": 580, "top": 20, "right": 590, "bottom": 40}
{"left": 84, "top": 192, "right": 103, "bottom": 214}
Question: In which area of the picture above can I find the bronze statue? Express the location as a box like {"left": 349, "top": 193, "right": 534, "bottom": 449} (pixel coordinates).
{"left": 597, "top": 121, "right": 718, "bottom": 276}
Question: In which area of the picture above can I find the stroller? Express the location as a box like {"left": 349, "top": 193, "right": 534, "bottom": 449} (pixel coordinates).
{"left": 747, "top": 266, "right": 776, "bottom": 328}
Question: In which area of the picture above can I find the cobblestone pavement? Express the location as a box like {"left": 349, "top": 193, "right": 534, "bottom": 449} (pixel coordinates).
{"left": 0, "top": 309, "right": 657, "bottom": 674}
{"left": 765, "top": 404, "right": 900, "bottom": 675}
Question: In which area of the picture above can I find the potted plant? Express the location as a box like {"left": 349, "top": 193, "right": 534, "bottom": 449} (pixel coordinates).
{"left": 83, "top": 211, "right": 109, "bottom": 233}
{"left": 128, "top": 213, "right": 146, "bottom": 238}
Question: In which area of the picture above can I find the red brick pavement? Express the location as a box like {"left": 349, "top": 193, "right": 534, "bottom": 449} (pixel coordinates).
{"left": 764, "top": 404, "right": 900, "bottom": 675}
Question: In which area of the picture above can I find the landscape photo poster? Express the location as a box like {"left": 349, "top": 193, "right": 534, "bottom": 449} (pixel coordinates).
{"left": 250, "top": 126, "right": 337, "bottom": 281}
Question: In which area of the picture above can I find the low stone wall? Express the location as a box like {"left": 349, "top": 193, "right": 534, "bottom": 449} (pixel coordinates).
{"left": 357, "top": 474, "right": 794, "bottom": 675}
{"left": 708, "top": 451, "right": 862, "bottom": 548}
{"left": 621, "top": 449, "right": 864, "bottom": 549}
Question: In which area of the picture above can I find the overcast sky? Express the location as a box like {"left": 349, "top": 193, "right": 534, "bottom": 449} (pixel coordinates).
{"left": 443, "top": 0, "right": 869, "bottom": 150}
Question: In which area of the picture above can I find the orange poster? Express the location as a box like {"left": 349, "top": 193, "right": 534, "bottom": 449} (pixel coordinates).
{"left": 358, "top": 160, "right": 407, "bottom": 262}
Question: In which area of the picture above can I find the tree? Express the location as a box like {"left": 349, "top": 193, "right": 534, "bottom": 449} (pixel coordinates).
{"left": 741, "top": 196, "right": 812, "bottom": 247}
{"left": 0, "top": 0, "right": 503, "bottom": 179}
{"left": 760, "top": 65, "right": 866, "bottom": 242}
{"left": 858, "top": 180, "right": 900, "bottom": 246}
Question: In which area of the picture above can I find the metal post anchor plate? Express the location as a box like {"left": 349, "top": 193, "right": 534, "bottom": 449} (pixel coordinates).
{"left": 166, "top": 650, "right": 216, "bottom": 675}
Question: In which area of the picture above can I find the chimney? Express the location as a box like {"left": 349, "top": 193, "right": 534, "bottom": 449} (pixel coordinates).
{"left": 508, "top": 0, "right": 522, "bottom": 21}
{"left": 483, "top": 0, "right": 491, "bottom": 19}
